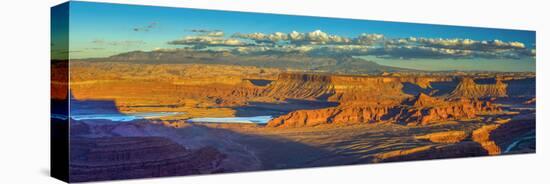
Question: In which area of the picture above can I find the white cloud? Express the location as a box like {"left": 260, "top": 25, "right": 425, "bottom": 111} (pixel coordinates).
{"left": 205, "top": 31, "right": 224, "bottom": 37}
{"left": 233, "top": 30, "right": 352, "bottom": 45}
{"left": 168, "top": 36, "right": 247, "bottom": 46}
{"left": 167, "top": 29, "right": 534, "bottom": 60}
{"left": 355, "top": 33, "right": 384, "bottom": 45}
{"left": 410, "top": 37, "right": 527, "bottom": 50}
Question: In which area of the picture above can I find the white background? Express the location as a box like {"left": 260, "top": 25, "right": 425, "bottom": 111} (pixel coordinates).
{"left": 0, "top": 0, "right": 548, "bottom": 183}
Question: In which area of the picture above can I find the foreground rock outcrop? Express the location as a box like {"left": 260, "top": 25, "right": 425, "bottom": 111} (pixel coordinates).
{"left": 373, "top": 142, "right": 488, "bottom": 163}
{"left": 472, "top": 124, "right": 502, "bottom": 155}
{"left": 69, "top": 136, "right": 226, "bottom": 182}
{"left": 415, "top": 131, "right": 468, "bottom": 143}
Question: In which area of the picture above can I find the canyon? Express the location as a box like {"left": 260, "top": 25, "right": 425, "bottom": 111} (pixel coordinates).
{"left": 68, "top": 61, "right": 532, "bottom": 127}
{"left": 61, "top": 60, "right": 535, "bottom": 182}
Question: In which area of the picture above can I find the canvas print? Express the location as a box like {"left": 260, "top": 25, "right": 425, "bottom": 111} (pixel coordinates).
{"left": 51, "top": 1, "right": 536, "bottom": 182}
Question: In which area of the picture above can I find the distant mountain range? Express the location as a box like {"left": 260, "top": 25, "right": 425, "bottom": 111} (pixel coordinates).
{"left": 81, "top": 49, "right": 414, "bottom": 74}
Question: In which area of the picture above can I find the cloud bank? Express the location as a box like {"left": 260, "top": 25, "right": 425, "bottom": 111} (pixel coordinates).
{"left": 168, "top": 35, "right": 248, "bottom": 47}
{"left": 165, "top": 29, "right": 535, "bottom": 60}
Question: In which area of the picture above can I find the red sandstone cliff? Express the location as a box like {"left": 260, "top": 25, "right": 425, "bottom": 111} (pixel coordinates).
{"left": 267, "top": 93, "right": 501, "bottom": 128}
{"left": 262, "top": 73, "right": 335, "bottom": 100}
{"left": 261, "top": 73, "right": 452, "bottom": 102}
{"left": 449, "top": 77, "right": 507, "bottom": 98}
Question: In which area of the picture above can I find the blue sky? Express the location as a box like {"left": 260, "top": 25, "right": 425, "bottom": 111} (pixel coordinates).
{"left": 53, "top": 1, "right": 536, "bottom": 72}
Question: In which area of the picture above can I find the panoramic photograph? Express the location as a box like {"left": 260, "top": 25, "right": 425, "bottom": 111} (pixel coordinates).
{"left": 51, "top": 1, "right": 535, "bottom": 182}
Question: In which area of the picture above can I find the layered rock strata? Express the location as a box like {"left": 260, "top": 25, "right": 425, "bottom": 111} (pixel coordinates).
{"left": 69, "top": 136, "right": 225, "bottom": 182}
{"left": 449, "top": 77, "right": 507, "bottom": 98}
{"left": 267, "top": 93, "right": 501, "bottom": 128}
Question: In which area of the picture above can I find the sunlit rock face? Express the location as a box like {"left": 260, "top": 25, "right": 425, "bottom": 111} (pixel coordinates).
{"left": 267, "top": 93, "right": 501, "bottom": 128}
{"left": 449, "top": 77, "right": 508, "bottom": 98}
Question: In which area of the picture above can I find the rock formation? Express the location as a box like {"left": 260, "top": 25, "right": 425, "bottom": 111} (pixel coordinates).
{"left": 524, "top": 97, "right": 536, "bottom": 105}
{"left": 373, "top": 142, "right": 488, "bottom": 163}
{"left": 267, "top": 93, "right": 501, "bottom": 128}
{"left": 472, "top": 124, "right": 502, "bottom": 155}
{"left": 401, "top": 94, "right": 501, "bottom": 125}
{"left": 262, "top": 73, "right": 335, "bottom": 100}
{"left": 262, "top": 73, "right": 453, "bottom": 103}
{"left": 266, "top": 105, "right": 392, "bottom": 128}
{"left": 414, "top": 131, "right": 468, "bottom": 143}
{"left": 69, "top": 137, "right": 225, "bottom": 182}
{"left": 449, "top": 77, "right": 508, "bottom": 98}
